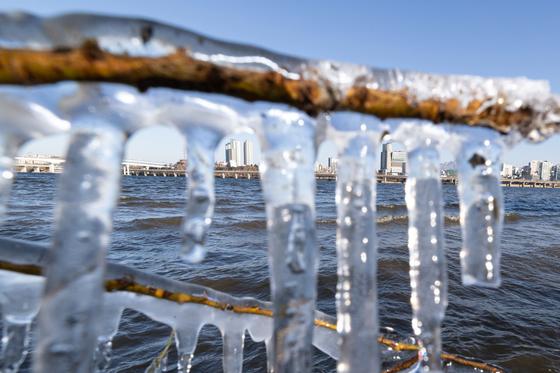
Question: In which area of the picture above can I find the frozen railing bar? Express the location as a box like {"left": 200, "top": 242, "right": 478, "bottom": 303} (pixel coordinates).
{"left": 0, "top": 237, "right": 507, "bottom": 373}
{"left": 0, "top": 12, "right": 558, "bottom": 140}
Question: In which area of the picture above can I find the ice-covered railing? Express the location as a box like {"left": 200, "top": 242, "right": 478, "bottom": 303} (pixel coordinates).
{"left": 0, "top": 10, "right": 557, "bottom": 373}
{"left": 0, "top": 237, "right": 504, "bottom": 373}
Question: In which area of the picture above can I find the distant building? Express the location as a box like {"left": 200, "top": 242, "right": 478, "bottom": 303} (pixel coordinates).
{"left": 501, "top": 163, "right": 513, "bottom": 178}
{"left": 391, "top": 150, "right": 407, "bottom": 175}
{"left": 380, "top": 143, "right": 392, "bottom": 173}
{"left": 540, "top": 161, "right": 553, "bottom": 181}
{"left": 225, "top": 139, "right": 243, "bottom": 167}
{"left": 243, "top": 140, "right": 254, "bottom": 166}
{"left": 528, "top": 160, "right": 541, "bottom": 180}
{"left": 552, "top": 164, "right": 560, "bottom": 181}
{"left": 327, "top": 157, "right": 338, "bottom": 173}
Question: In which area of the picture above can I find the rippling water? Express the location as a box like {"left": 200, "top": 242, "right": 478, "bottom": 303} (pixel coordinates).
{"left": 3, "top": 174, "right": 560, "bottom": 372}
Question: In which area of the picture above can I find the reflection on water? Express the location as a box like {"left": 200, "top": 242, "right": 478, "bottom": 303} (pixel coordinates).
{"left": 3, "top": 174, "right": 560, "bottom": 372}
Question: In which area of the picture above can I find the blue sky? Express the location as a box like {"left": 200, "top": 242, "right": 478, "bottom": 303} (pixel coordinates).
{"left": 3, "top": 0, "right": 560, "bottom": 166}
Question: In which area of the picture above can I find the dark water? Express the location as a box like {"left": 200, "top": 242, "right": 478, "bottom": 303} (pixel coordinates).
{"left": 3, "top": 174, "right": 560, "bottom": 372}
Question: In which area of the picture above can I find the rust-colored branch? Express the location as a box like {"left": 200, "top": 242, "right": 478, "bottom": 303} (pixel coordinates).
{"left": 0, "top": 40, "right": 556, "bottom": 139}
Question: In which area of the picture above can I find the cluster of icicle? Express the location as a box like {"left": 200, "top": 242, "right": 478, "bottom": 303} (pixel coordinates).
{"left": 0, "top": 82, "right": 506, "bottom": 373}
{"left": 0, "top": 10, "right": 547, "bottom": 373}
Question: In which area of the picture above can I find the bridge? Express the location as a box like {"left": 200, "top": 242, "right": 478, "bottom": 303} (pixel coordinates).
{"left": 14, "top": 159, "right": 560, "bottom": 188}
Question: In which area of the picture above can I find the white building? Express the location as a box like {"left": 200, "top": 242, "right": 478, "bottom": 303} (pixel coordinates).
{"left": 225, "top": 139, "right": 243, "bottom": 167}
{"left": 243, "top": 140, "right": 254, "bottom": 165}
{"left": 391, "top": 150, "right": 407, "bottom": 175}
{"left": 528, "top": 160, "right": 541, "bottom": 180}
{"left": 501, "top": 163, "right": 513, "bottom": 178}
{"left": 540, "top": 161, "right": 553, "bottom": 181}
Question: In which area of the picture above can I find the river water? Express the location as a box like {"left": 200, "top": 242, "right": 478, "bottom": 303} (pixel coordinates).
{"left": 3, "top": 174, "right": 560, "bottom": 372}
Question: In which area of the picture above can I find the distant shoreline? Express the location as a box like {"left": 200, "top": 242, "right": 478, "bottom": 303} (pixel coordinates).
{"left": 15, "top": 169, "right": 560, "bottom": 189}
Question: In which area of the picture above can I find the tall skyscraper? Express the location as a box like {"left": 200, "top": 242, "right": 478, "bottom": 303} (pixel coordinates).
{"left": 529, "top": 160, "right": 541, "bottom": 180}
{"left": 243, "top": 140, "right": 254, "bottom": 165}
{"left": 540, "top": 161, "right": 553, "bottom": 181}
{"left": 380, "top": 143, "right": 392, "bottom": 173}
{"left": 225, "top": 139, "right": 243, "bottom": 167}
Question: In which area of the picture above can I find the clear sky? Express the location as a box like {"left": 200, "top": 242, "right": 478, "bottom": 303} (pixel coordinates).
{"left": 3, "top": 0, "right": 560, "bottom": 167}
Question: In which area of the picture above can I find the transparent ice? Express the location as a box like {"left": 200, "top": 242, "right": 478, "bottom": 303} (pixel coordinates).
{"left": 393, "top": 122, "right": 449, "bottom": 373}
{"left": 450, "top": 128, "right": 504, "bottom": 287}
{"left": 156, "top": 96, "right": 244, "bottom": 263}
{"left": 325, "top": 112, "right": 381, "bottom": 373}
{"left": 0, "top": 270, "right": 44, "bottom": 372}
{"left": 256, "top": 108, "right": 317, "bottom": 373}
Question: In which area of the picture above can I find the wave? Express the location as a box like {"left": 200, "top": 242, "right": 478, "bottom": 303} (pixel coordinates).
{"left": 120, "top": 196, "right": 182, "bottom": 209}
{"left": 124, "top": 216, "right": 182, "bottom": 230}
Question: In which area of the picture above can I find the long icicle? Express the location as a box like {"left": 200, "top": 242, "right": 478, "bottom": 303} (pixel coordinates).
{"left": 35, "top": 124, "right": 125, "bottom": 373}
{"left": 0, "top": 92, "right": 70, "bottom": 221}
{"left": 454, "top": 128, "right": 504, "bottom": 287}
{"left": 395, "top": 122, "right": 448, "bottom": 372}
{"left": 257, "top": 109, "right": 317, "bottom": 373}
{"left": 327, "top": 113, "right": 380, "bottom": 373}
{"left": 180, "top": 126, "right": 222, "bottom": 263}
{"left": 222, "top": 329, "right": 245, "bottom": 373}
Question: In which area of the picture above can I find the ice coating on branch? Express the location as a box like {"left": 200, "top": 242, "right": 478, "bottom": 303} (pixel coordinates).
{"left": 324, "top": 112, "right": 381, "bottom": 373}
{"left": 0, "top": 270, "right": 44, "bottom": 372}
{"left": 1, "top": 12, "right": 558, "bottom": 140}
{"left": 393, "top": 122, "right": 449, "bottom": 373}
{"left": 156, "top": 95, "right": 247, "bottom": 262}
{"left": 255, "top": 109, "right": 317, "bottom": 372}
{"left": 449, "top": 128, "right": 504, "bottom": 287}
{"left": 0, "top": 90, "right": 70, "bottom": 220}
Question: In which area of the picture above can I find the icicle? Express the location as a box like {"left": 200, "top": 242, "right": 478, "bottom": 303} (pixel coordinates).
{"left": 454, "top": 128, "right": 504, "bottom": 287}
{"left": 0, "top": 92, "right": 70, "bottom": 220}
{"left": 256, "top": 109, "right": 317, "bottom": 373}
{"left": 180, "top": 127, "right": 222, "bottom": 263}
{"left": 326, "top": 113, "right": 380, "bottom": 373}
{"left": 394, "top": 122, "right": 448, "bottom": 373}
{"left": 94, "top": 294, "right": 125, "bottom": 372}
{"left": 34, "top": 84, "right": 139, "bottom": 373}
{"left": 222, "top": 330, "right": 245, "bottom": 373}
{"left": 175, "top": 327, "right": 201, "bottom": 373}
{"left": 0, "top": 134, "right": 18, "bottom": 220}
{"left": 156, "top": 96, "right": 244, "bottom": 263}
{"left": 0, "top": 270, "right": 44, "bottom": 372}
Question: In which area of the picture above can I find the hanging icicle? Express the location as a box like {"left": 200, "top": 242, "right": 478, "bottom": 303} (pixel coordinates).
{"left": 0, "top": 270, "right": 44, "bottom": 373}
{"left": 256, "top": 108, "right": 317, "bottom": 373}
{"left": 324, "top": 112, "right": 381, "bottom": 373}
{"left": 393, "top": 121, "right": 449, "bottom": 373}
{"left": 452, "top": 127, "right": 504, "bottom": 287}
{"left": 35, "top": 84, "right": 146, "bottom": 373}
{"left": 221, "top": 329, "right": 245, "bottom": 373}
{"left": 0, "top": 91, "right": 70, "bottom": 220}
{"left": 157, "top": 95, "right": 244, "bottom": 263}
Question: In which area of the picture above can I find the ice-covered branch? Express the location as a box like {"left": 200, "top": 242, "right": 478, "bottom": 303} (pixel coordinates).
{"left": 0, "top": 13, "right": 558, "bottom": 140}
{"left": 0, "top": 237, "right": 507, "bottom": 373}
